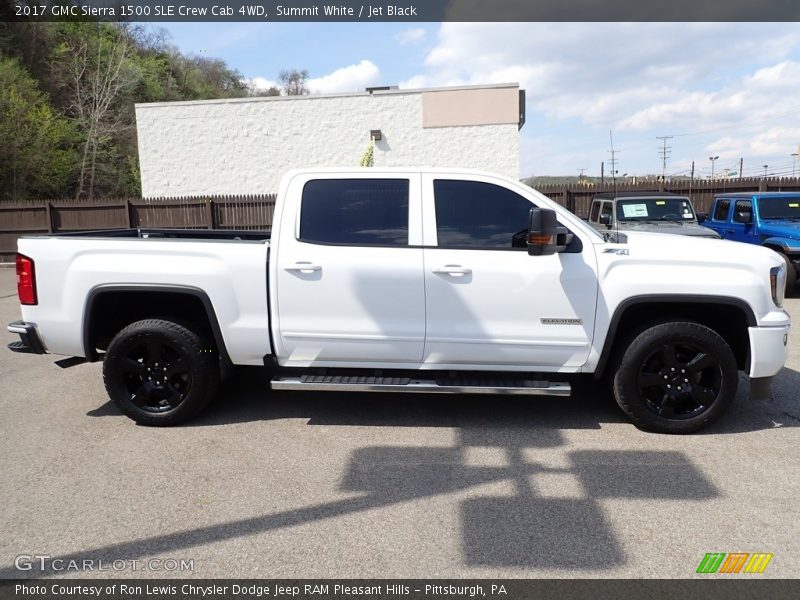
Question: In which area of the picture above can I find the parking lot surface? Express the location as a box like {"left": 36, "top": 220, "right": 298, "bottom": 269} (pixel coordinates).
{"left": 1, "top": 268, "right": 798, "bottom": 579}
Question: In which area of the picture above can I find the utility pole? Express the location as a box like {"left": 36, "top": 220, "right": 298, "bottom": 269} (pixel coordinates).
{"left": 608, "top": 149, "right": 620, "bottom": 181}
{"left": 657, "top": 136, "right": 673, "bottom": 180}
{"left": 608, "top": 136, "right": 620, "bottom": 184}
{"left": 739, "top": 158, "right": 743, "bottom": 180}
{"left": 690, "top": 160, "right": 695, "bottom": 186}
{"left": 792, "top": 152, "right": 798, "bottom": 178}
{"left": 577, "top": 168, "right": 587, "bottom": 182}
{"left": 600, "top": 162, "right": 604, "bottom": 184}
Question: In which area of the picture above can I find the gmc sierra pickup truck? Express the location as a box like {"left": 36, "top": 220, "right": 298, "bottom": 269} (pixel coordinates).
{"left": 7, "top": 168, "right": 791, "bottom": 433}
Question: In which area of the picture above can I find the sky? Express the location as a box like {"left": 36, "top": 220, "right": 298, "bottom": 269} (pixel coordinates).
{"left": 161, "top": 22, "right": 800, "bottom": 180}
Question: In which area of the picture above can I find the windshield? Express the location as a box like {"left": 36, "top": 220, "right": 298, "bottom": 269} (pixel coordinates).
{"left": 758, "top": 196, "right": 800, "bottom": 220}
{"left": 615, "top": 198, "right": 696, "bottom": 222}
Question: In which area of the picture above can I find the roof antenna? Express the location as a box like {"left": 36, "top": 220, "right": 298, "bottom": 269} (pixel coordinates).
{"left": 609, "top": 130, "right": 621, "bottom": 241}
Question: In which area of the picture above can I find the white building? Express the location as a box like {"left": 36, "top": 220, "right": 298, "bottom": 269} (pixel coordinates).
{"left": 135, "top": 83, "right": 525, "bottom": 197}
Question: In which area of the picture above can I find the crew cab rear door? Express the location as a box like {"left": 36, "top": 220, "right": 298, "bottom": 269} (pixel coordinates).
{"left": 420, "top": 174, "right": 598, "bottom": 370}
{"left": 272, "top": 173, "right": 425, "bottom": 366}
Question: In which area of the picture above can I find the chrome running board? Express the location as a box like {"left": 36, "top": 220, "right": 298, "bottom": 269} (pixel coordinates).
{"left": 271, "top": 375, "right": 570, "bottom": 396}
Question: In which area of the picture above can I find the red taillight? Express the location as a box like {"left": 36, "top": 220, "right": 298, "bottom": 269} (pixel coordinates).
{"left": 16, "top": 253, "right": 37, "bottom": 305}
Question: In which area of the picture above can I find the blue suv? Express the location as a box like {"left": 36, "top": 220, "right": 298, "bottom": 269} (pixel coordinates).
{"left": 703, "top": 192, "right": 800, "bottom": 295}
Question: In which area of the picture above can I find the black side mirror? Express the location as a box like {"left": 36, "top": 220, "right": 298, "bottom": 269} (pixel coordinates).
{"left": 528, "top": 208, "right": 558, "bottom": 256}
{"left": 736, "top": 211, "right": 752, "bottom": 224}
{"left": 697, "top": 213, "right": 708, "bottom": 224}
{"left": 599, "top": 213, "right": 612, "bottom": 229}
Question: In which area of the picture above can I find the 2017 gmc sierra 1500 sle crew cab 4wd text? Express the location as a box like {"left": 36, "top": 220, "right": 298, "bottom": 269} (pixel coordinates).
{"left": 7, "top": 168, "right": 792, "bottom": 433}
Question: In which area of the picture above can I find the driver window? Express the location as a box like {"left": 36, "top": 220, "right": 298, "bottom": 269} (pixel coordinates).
{"left": 589, "top": 202, "right": 601, "bottom": 222}
{"left": 433, "top": 179, "right": 535, "bottom": 250}
{"left": 733, "top": 200, "right": 752, "bottom": 223}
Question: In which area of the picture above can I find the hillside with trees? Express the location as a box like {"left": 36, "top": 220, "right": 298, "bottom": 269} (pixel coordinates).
{"left": 0, "top": 21, "right": 307, "bottom": 199}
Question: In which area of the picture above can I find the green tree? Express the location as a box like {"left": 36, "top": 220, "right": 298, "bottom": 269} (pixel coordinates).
{"left": 0, "top": 21, "right": 294, "bottom": 198}
{"left": 0, "top": 57, "right": 77, "bottom": 200}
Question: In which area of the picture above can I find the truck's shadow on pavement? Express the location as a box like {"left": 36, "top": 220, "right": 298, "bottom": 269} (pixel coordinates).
{"left": 18, "top": 403, "right": 721, "bottom": 577}
{"left": 57, "top": 367, "right": 796, "bottom": 579}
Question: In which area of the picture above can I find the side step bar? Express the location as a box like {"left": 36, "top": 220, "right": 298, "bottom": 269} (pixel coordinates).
{"left": 271, "top": 375, "right": 570, "bottom": 396}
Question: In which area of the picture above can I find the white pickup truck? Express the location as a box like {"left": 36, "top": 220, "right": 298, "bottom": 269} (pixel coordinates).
{"left": 8, "top": 168, "right": 791, "bottom": 433}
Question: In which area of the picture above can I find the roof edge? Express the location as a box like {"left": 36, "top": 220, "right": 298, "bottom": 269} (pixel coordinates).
{"left": 135, "top": 82, "right": 521, "bottom": 110}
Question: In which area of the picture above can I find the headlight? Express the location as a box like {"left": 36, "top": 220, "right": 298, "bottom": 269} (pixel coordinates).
{"left": 770, "top": 265, "right": 786, "bottom": 307}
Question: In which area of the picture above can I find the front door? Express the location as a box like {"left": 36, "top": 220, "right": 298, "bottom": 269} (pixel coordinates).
{"left": 421, "top": 176, "right": 598, "bottom": 370}
{"left": 274, "top": 175, "right": 425, "bottom": 367}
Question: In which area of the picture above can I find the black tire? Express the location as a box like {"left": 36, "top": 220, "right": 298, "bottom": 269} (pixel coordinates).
{"left": 780, "top": 253, "right": 797, "bottom": 297}
{"left": 103, "top": 319, "right": 219, "bottom": 426}
{"left": 613, "top": 321, "right": 738, "bottom": 434}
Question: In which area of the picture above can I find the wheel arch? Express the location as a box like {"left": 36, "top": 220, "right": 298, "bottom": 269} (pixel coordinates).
{"left": 82, "top": 284, "right": 230, "bottom": 365}
{"left": 594, "top": 295, "right": 756, "bottom": 379}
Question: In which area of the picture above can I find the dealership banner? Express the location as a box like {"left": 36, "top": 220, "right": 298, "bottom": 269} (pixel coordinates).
{"left": 2, "top": 580, "right": 800, "bottom": 600}
{"left": 4, "top": 0, "right": 800, "bottom": 22}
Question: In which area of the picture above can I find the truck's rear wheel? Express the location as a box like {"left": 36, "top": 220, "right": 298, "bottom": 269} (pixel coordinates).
{"left": 613, "top": 321, "right": 738, "bottom": 434}
{"left": 103, "top": 319, "right": 219, "bottom": 426}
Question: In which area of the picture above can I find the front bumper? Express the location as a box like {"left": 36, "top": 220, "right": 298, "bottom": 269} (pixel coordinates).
{"left": 747, "top": 324, "right": 790, "bottom": 401}
{"left": 748, "top": 325, "right": 790, "bottom": 379}
{"left": 7, "top": 320, "right": 46, "bottom": 354}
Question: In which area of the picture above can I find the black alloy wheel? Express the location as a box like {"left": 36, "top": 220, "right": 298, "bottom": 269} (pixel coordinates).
{"left": 635, "top": 342, "right": 722, "bottom": 420}
{"left": 118, "top": 339, "right": 192, "bottom": 413}
{"left": 103, "top": 319, "right": 219, "bottom": 426}
{"left": 613, "top": 321, "right": 738, "bottom": 433}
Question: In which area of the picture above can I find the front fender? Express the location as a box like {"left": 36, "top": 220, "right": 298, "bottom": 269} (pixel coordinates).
{"left": 762, "top": 236, "right": 800, "bottom": 255}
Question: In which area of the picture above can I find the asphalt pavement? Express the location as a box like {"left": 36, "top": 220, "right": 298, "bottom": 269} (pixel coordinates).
{"left": 0, "top": 268, "right": 798, "bottom": 579}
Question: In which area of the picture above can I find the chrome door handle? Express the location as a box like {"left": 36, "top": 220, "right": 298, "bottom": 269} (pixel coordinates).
{"left": 432, "top": 265, "right": 472, "bottom": 276}
{"left": 285, "top": 262, "right": 322, "bottom": 273}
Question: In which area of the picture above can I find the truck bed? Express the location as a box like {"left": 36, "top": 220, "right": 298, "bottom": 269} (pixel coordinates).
{"left": 16, "top": 229, "right": 272, "bottom": 365}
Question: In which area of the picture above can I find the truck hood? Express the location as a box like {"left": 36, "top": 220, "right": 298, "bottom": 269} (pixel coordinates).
{"left": 757, "top": 221, "right": 800, "bottom": 239}
{"left": 595, "top": 230, "right": 787, "bottom": 329}
{"left": 613, "top": 220, "right": 720, "bottom": 238}
{"left": 605, "top": 230, "right": 782, "bottom": 268}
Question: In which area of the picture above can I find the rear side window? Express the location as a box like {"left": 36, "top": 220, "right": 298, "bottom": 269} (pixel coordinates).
{"left": 433, "top": 179, "right": 533, "bottom": 249}
{"left": 713, "top": 199, "right": 731, "bottom": 221}
{"left": 300, "top": 179, "right": 409, "bottom": 246}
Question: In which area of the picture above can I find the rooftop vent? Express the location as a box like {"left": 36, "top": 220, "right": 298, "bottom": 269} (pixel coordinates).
{"left": 366, "top": 85, "right": 399, "bottom": 94}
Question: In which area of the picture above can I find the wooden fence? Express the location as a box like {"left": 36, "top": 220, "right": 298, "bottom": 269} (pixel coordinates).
{"left": 0, "top": 195, "right": 276, "bottom": 262}
{"left": 535, "top": 176, "right": 800, "bottom": 218}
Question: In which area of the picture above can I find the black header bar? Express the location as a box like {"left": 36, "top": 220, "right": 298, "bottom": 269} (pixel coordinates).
{"left": 4, "top": 0, "right": 800, "bottom": 22}
{"left": 2, "top": 580, "right": 800, "bottom": 600}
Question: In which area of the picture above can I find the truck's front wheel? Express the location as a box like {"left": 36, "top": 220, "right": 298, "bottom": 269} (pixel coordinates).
{"left": 613, "top": 321, "right": 738, "bottom": 434}
{"left": 103, "top": 319, "right": 219, "bottom": 426}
